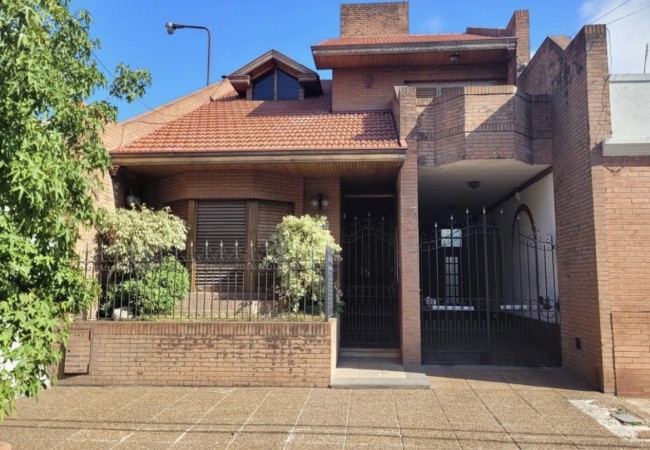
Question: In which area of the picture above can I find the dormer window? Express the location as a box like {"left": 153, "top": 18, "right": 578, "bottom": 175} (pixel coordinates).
{"left": 229, "top": 50, "right": 322, "bottom": 101}
{"left": 252, "top": 68, "right": 300, "bottom": 100}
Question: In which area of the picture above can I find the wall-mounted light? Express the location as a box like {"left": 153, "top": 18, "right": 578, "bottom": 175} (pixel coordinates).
{"left": 310, "top": 193, "right": 329, "bottom": 214}
{"left": 125, "top": 190, "right": 142, "bottom": 209}
{"left": 449, "top": 52, "right": 460, "bottom": 63}
{"left": 467, "top": 181, "right": 481, "bottom": 190}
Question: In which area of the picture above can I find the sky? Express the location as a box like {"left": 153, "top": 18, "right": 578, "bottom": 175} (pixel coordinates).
{"left": 72, "top": 0, "right": 650, "bottom": 121}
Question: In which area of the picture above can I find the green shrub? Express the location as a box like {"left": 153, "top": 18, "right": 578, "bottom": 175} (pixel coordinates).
{"left": 108, "top": 256, "right": 189, "bottom": 316}
{"left": 98, "top": 206, "right": 189, "bottom": 317}
{"left": 265, "top": 215, "right": 341, "bottom": 313}
{"left": 98, "top": 206, "right": 187, "bottom": 272}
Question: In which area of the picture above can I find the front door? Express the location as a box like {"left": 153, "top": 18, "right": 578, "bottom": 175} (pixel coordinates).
{"left": 340, "top": 198, "right": 399, "bottom": 347}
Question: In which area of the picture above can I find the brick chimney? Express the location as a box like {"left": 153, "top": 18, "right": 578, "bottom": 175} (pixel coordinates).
{"left": 340, "top": 2, "right": 409, "bottom": 38}
{"left": 506, "top": 10, "right": 530, "bottom": 69}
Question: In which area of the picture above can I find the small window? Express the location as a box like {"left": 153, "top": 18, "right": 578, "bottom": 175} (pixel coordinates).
{"left": 440, "top": 229, "right": 462, "bottom": 248}
{"left": 252, "top": 71, "right": 274, "bottom": 100}
{"left": 252, "top": 68, "right": 299, "bottom": 100}
{"left": 445, "top": 256, "right": 460, "bottom": 299}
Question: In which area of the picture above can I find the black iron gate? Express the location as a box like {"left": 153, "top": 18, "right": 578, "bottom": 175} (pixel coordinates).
{"left": 420, "top": 209, "right": 561, "bottom": 366}
{"left": 341, "top": 215, "right": 399, "bottom": 347}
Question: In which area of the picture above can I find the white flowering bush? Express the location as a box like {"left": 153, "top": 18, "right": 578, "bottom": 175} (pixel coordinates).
{"left": 97, "top": 206, "right": 189, "bottom": 316}
{"left": 98, "top": 206, "right": 187, "bottom": 270}
{"left": 265, "top": 215, "right": 341, "bottom": 313}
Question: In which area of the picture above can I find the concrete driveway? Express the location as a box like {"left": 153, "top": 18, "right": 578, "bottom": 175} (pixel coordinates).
{"left": 1, "top": 366, "right": 649, "bottom": 449}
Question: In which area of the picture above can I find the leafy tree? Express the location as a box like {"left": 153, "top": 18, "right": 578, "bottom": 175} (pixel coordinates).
{"left": 265, "top": 215, "right": 341, "bottom": 313}
{"left": 0, "top": 0, "right": 151, "bottom": 420}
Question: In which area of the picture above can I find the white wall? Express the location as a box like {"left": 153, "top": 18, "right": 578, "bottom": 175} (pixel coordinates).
{"left": 491, "top": 173, "right": 559, "bottom": 320}
{"left": 603, "top": 74, "right": 650, "bottom": 155}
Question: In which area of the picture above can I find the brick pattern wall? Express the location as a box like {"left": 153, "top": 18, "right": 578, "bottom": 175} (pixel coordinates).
{"left": 394, "top": 87, "right": 421, "bottom": 364}
{"left": 303, "top": 178, "right": 341, "bottom": 244}
{"left": 518, "top": 26, "right": 615, "bottom": 392}
{"left": 612, "top": 312, "right": 650, "bottom": 397}
{"left": 340, "top": 2, "right": 408, "bottom": 38}
{"left": 153, "top": 170, "right": 305, "bottom": 216}
{"left": 604, "top": 162, "right": 650, "bottom": 397}
{"left": 333, "top": 65, "right": 508, "bottom": 113}
{"left": 506, "top": 11, "right": 530, "bottom": 74}
{"left": 414, "top": 86, "right": 550, "bottom": 167}
{"left": 61, "top": 321, "right": 334, "bottom": 387}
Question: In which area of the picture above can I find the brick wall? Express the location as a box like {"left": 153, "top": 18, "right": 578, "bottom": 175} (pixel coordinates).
{"left": 414, "top": 85, "right": 550, "bottom": 167}
{"left": 333, "top": 65, "right": 508, "bottom": 113}
{"left": 612, "top": 312, "right": 650, "bottom": 397}
{"left": 61, "top": 321, "right": 335, "bottom": 387}
{"left": 303, "top": 178, "right": 341, "bottom": 244}
{"left": 394, "top": 86, "right": 421, "bottom": 364}
{"left": 518, "top": 26, "right": 614, "bottom": 392}
{"left": 604, "top": 162, "right": 650, "bottom": 397}
{"left": 153, "top": 170, "right": 305, "bottom": 216}
{"left": 340, "top": 2, "right": 408, "bottom": 38}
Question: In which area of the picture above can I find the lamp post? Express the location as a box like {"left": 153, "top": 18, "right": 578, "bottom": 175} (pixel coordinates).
{"left": 165, "top": 22, "right": 211, "bottom": 86}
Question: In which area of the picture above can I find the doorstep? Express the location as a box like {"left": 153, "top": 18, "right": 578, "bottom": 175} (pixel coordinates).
{"left": 331, "top": 353, "right": 431, "bottom": 389}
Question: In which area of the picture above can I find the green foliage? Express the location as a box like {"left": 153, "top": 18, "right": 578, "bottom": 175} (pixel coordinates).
{"left": 265, "top": 215, "right": 341, "bottom": 313}
{"left": 108, "top": 256, "right": 189, "bottom": 316}
{"left": 98, "top": 206, "right": 188, "bottom": 271}
{"left": 0, "top": 0, "right": 150, "bottom": 420}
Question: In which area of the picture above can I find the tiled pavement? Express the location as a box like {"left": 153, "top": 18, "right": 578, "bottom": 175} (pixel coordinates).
{"left": 2, "top": 367, "right": 650, "bottom": 449}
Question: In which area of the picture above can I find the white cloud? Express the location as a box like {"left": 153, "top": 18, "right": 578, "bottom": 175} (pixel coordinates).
{"left": 580, "top": 0, "right": 650, "bottom": 74}
{"left": 423, "top": 16, "right": 443, "bottom": 33}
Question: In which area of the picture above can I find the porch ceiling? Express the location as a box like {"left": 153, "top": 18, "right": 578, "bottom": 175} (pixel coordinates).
{"left": 116, "top": 159, "right": 403, "bottom": 181}
{"left": 418, "top": 160, "right": 550, "bottom": 227}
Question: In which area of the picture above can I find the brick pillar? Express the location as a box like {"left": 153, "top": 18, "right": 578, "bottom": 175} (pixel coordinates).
{"left": 397, "top": 145, "right": 421, "bottom": 365}
{"left": 394, "top": 86, "right": 421, "bottom": 365}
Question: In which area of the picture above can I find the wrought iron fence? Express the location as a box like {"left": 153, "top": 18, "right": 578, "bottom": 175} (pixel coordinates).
{"left": 79, "top": 243, "right": 337, "bottom": 322}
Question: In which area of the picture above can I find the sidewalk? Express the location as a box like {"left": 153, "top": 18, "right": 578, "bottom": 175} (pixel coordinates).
{"left": 1, "top": 366, "right": 649, "bottom": 449}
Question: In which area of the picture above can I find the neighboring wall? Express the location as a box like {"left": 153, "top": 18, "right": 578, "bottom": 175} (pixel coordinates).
{"left": 61, "top": 321, "right": 336, "bottom": 387}
{"left": 517, "top": 26, "right": 650, "bottom": 395}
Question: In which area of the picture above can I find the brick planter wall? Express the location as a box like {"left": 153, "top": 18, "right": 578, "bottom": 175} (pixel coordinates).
{"left": 60, "top": 321, "right": 335, "bottom": 387}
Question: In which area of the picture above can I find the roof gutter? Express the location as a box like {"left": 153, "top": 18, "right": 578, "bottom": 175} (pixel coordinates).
{"left": 111, "top": 148, "right": 406, "bottom": 166}
{"left": 312, "top": 38, "right": 516, "bottom": 57}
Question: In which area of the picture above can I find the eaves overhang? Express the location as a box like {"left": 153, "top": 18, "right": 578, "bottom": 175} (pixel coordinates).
{"left": 312, "top": 38, "right": 517, "bottom": 69}
{"left": 111, "top": 148, "right": 406, "bottom": 166}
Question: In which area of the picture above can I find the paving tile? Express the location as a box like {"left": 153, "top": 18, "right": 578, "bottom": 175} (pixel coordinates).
{"left": 401, "top": 429, "right": 458, "bottom": 448}
{"left": 56, "top": 440, "right": 121, "bottom": 450}
{"left": 113, "top": 442, "right": 173, "bottom": 449}
{"left": 345, "top": 429, "right": 403, "bottom": 447}
{"left": 509, "top": 432, "right": 578, "bottom": 448}
{"left": 458, "top": 438, "right": 520, "bottom": 449}
{"left": 288, "top": 426, "right": 346, "bottom": 446}
{"left": 124, "top": 430, "right": 185, "bottom": 443}
{"left": 172, "top": 430, "right": 233, "bottom": 447}
{"left": 68, "top": 428, "right": 133, "bottom": 441}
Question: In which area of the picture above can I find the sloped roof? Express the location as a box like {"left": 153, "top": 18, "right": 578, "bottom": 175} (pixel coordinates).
{"left": 113, "top": 81, "right": 400, "bottom": 153}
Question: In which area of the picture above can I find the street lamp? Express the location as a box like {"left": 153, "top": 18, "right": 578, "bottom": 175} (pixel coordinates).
{"left": 165, "top": 22, "right": 211, "bottom": 86}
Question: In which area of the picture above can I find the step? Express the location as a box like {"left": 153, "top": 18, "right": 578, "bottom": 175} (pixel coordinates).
{"left": 340, "top": 348, "right": 400, "bottom": 358}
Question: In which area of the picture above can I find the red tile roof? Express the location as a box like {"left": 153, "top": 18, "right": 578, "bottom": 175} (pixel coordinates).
{"left": 315, "top": 33, "right": 504, "bottom": 47}
{"left": 114, "top": 81, "right": 400, "bottom": 153}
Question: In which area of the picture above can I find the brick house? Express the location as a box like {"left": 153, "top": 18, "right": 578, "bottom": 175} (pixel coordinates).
{"left": 69, "top": 2, "right": 650, "bottom": 396}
